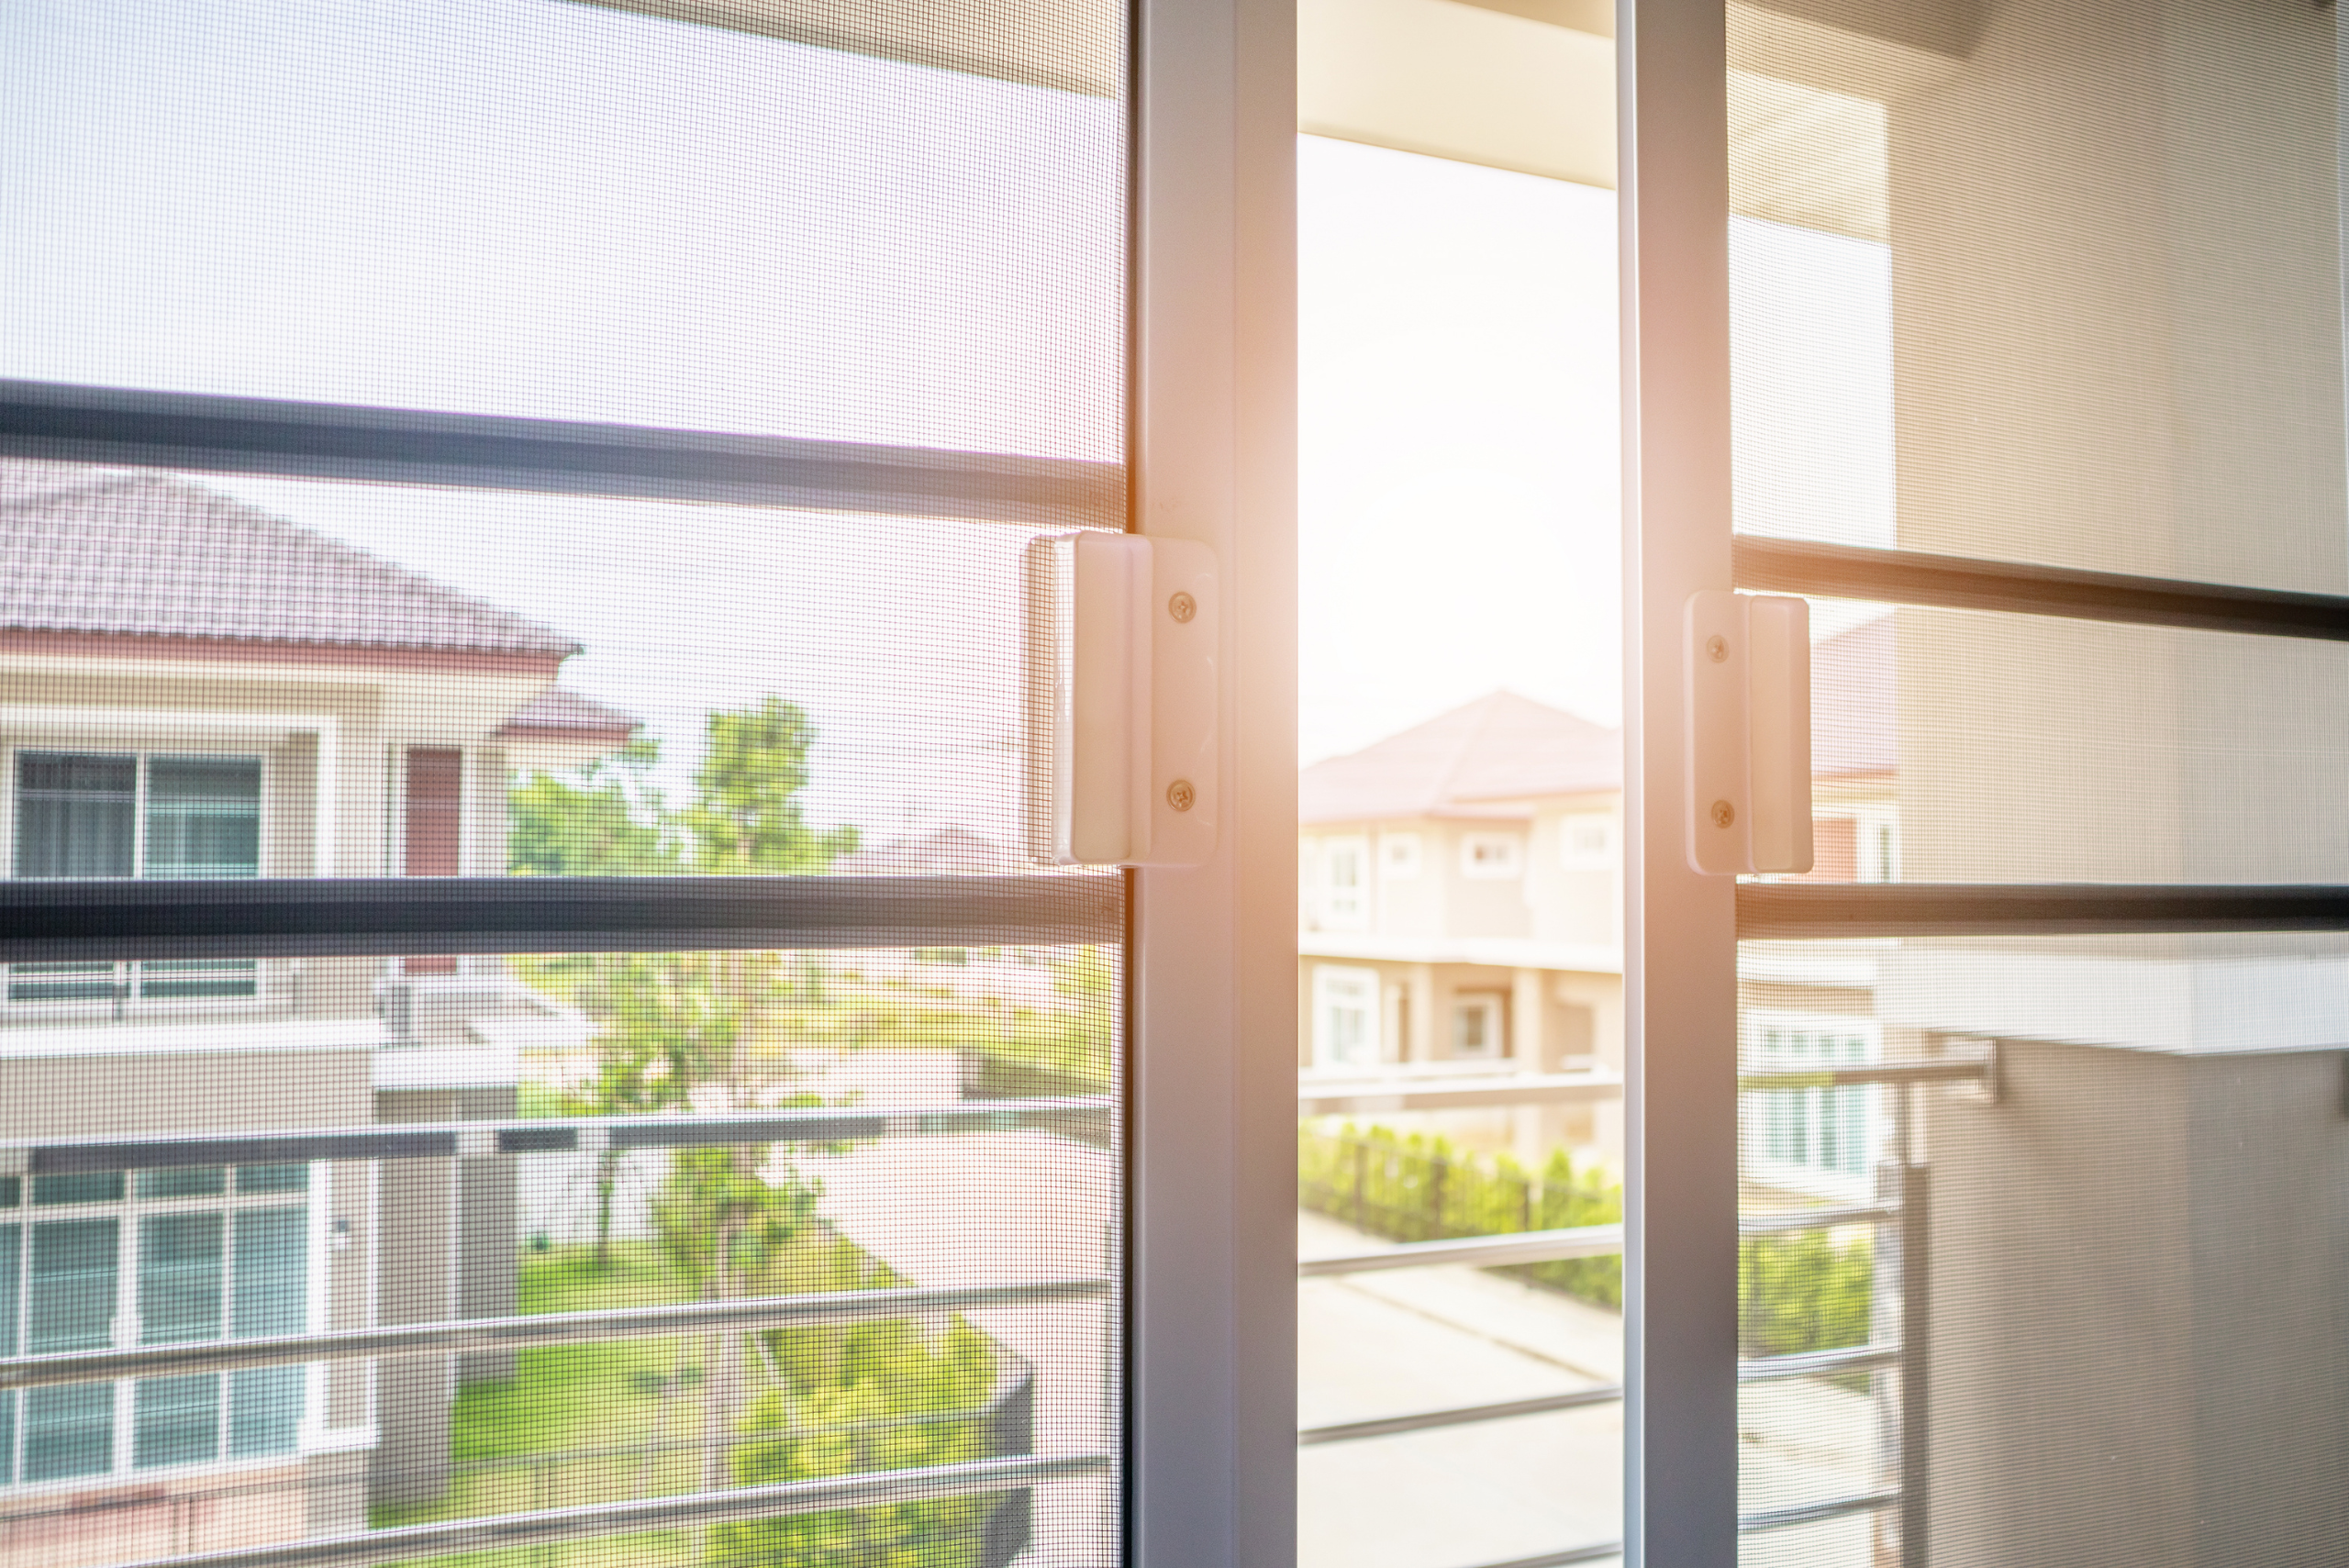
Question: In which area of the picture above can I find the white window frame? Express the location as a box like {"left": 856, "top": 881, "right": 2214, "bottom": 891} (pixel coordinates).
{"left": 0, "top": 1164, "right": 319, "bottom": 1493}
{"left": 1459, "top": 830, "right": 1525, "bottom": 879}
{"left": 3, "top": 740, "right": 279, "bottom": 1012}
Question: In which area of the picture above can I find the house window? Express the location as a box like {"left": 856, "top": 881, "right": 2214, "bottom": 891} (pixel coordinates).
{"left": 1452, "top": 993, "right": 1504, "bottom": 1059}
{"left": 1459, "top": 831, "right": 1523, "bottom": 879}
{"left": 0, "top": 1164, "right": 312, "bottom": 1488}
{"left": 8, "top": 752, "right": 262, "bottom": 1004}
{"left": 1312, "top": 965, "right": 1381, "bottom": 1067}
{"left": 1380, "top": 832, "right": 1421, "bottom": 880}
{"left": 1323, "top": 838, "right": 1368, "bottom": 927}
{"left": 1746, "top": 1016, "right": 1881, "bottom": 1194}
{"left": 1558, "top": 812, "right": 1615, "bottom": 869}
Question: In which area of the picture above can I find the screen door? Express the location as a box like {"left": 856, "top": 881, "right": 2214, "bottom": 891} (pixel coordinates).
{"left": 0, "top": 3, "right": 1156, "bottom": 1565}
{"left": 1631, "top": 0, "right": 2349, "bottom": 1563}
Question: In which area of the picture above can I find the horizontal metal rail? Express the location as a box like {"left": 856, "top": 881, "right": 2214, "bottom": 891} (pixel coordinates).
{"left": 14, "top": 1099, "right": 1113, "bottom": 1173}
{"left": 72, "top": 1452, "right": 1109, "bottom": 1568}
{"left": 1297, "top": 1071, "right": 1623, "bottom": 1115}
{"left": 0, "top": 873, "right": 1122, "bottom": 961}
{"left": 1737, "top": 1489, "right": 1902, "bottom": 1533}
{"left": 1299, "top": 1223, "right": 1625, "bottom": 1277}
{"left": 0, "top": 379, "right": 1124, "bottom": 527}
{"left": 1452, "top": 1542, "right": 1625, "bottom": 1567}
{"left": 1732, "top": 535, "right": 2349, "bottom": 643}
{"left": 1738, "top": 1203, "right": 1900, "bottom": 1235}
{"left": 1297, "top": 1385, "right": 1624, "bottom": 1445}
{"left": 1739, "top": 1054, "right": 1992, "bottom": 1091}
{"left": 1739, "top": 881, "right": 2349, "bottom": 937}
{"left": 0, "top": 1277, "right": 1108, "bottom": 1390}
{"left": 1738, "top": 1342, "right": 1901, "bottom": 1384}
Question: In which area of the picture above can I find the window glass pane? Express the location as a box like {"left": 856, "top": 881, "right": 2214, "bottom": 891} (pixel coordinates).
{"left": 22, "top": 1383, "right": 113, "bottom": 1482}
{"left": 139, "top": 1212, "right": 225, "bottom": 1344}
{"left": 0, "top": 1178, "right": 18, "bottom": 1208}
{"left": 137, "top": 1167, "right": 227, "bottom": 1200}
{"left": 232, "top": 1207, "right": 306, "bottom": 1340}
{"left": 138, "top": 960, "right": 261, "bottom": 1000}
{"left": 31, "top": 1173, "right": 124, "bottom": 1207}
{"left": 228, "top": 1366, "right": 304, "bottom": 1460}
{"left": 0, "top": 1222, "right": 18, "bottom": 1355}
{"left": 236, "top": 1164, "right": 309, "bottom": 1195}
{"left": 144, "top": 758, "right": 262, "bottom": 878}
{"left": 0, "top": 0, "right": 1123, "bottom": 459}
{"left": 133, "top": 1373, "right": 222, "bottom": 1470}
{"left": 0, "top": 1388, "right": 14, "bottom": 1486}
{"left": 6, "top": 962, "right": 120, "bottom": 1004}
{"left": 13, "top": 752, "right": 135, "bottom": 879}
{"left": 28, "top": 1219, "right": 119, "bottom": 1355}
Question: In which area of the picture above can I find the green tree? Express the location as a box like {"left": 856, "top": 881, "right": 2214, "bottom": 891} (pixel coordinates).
{"left": 684, "top": 696, "right": 859, "bottom": 873}
{"left": 508, "top": 737, "right": 678, "bottom": 876}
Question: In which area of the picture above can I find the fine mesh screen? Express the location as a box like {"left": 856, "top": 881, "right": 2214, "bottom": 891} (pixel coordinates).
{"left": 0, "top": 941, "right": 1119, "bottom": 1567}
{"left": 1730, "top": 2, "right": 2349, "bottom": 1563}
{"left": 1804, "top": 600, "right": 2349, "bottom": 885}
{"left": 0, "top": 0, "right": 1126, "bottom": 458}
{"left": 0, "top": 0, "right": 1130, "bottom": 1562}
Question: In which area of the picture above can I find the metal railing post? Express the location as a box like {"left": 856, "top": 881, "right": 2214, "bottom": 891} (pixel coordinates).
{"left": 1899, "top": 1151, "right": 1930, "bottom": 1568}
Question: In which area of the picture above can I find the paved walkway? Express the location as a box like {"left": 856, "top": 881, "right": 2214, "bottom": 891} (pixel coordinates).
{"left": 1299, "top": 1209, "right": 1623, "bottom": 1568}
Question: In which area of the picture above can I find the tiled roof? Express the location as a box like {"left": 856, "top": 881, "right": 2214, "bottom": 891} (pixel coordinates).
{"left": 497, "top": 685, "right": 641, "bottom": 740}
{"left": 0, "top": 459, "right": 578, "bottom": 659}
{"left": 1301, "top": 619, "right": 1898, "bottom": 823}
{"left": 1301, "top": 692, "right": 1621, "bottom": 826}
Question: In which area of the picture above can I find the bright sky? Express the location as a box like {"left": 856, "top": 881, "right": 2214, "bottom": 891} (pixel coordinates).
{"left": 2, "top": 2, "right": 1895, "bottom": 835}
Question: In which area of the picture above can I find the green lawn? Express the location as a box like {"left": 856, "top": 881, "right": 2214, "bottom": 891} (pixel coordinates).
{"left": 372, "top": 1236, "right": 1002, "bottom": 1568}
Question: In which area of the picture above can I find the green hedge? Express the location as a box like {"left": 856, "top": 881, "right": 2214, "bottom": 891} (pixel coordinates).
{"left": 1300, "top": 1123, "right": 1876, "bottom": 1352}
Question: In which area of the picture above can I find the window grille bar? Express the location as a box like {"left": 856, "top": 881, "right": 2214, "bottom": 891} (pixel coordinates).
{"left": 1737, "top": 1342, "right": 1900, "bottom": 1384}
{"left": 1737, "top": 1053, "right": 1992, "bottom": 1091}
{"left": 1297, "top": 1385, "right": 1625, "bottom": 1445}
{"left": 1739, "top": 881, "right": 2349, "bottom": 938}
{"left": 17, "top": 1098, "right": 1114, "bottom": 1173}
{"left": 1732, "top": 535, "right": 2349, "bottom": 643}
{"left": 1297, "top": 1069, "right": 1623, "bottom": 1115}
{"left": 1448, "top": 1542, "right": 1626, "bottom": 1568}
{"left": 1736, "top": 1203, "right": 1900, "bottom": 1235}
{"left": 69, "top": 1451, "right": 1110, "bottom": 1568}
{"left": 0, "top": 379, "right": 1124, "bottom": 528}
{"left": 0, "top": 1276, "right": 1109, "bottom": 1390}
{"left": 1736, "top": 1490, "right": 1903, "bottom": 1534}
{"left": 0, "top": 873, "right": 1121, "bottom": 961}
{"left": 1298, "top": 1223, "right": 1625, "bottom": 1277}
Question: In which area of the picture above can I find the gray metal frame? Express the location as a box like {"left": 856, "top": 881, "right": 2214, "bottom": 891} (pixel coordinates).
{"left": 0, "top": 380, "right": 1122, "bottom": 527}
{"left": 1620, "top": 0, "right": 1741, "bottom": 1561}
{"left": 1126, "top": 0, "right": 1297, "bottom": 1557}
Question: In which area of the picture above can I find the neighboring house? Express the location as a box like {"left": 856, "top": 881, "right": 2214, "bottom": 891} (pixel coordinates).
{"left": 1301, "top": 626, "right": 1895, "bottom": 1187}
{"left": 0, "top": 461, "right": 636, "bottom": 1558}
{"left": 1297, "top": 692, "right": 1628, "bottom": 1162}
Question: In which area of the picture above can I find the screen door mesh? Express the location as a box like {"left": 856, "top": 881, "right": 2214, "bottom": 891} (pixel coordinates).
{"left": 1730, "top": 3, "right": 2349, "bottom": 1565}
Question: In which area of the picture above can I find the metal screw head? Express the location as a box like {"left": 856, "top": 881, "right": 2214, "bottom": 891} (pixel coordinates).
{"left": 1710, "top": 799, "right": 1736, "bottom": 829}
{"left": 1166, "top": 779, "right": 1197, "bottom": 813}
{"left": 1168, "top": 591, "right": 1197, "bottom": 624}
{"left": 1706, "top": 634, "right": 1729, "bottom": 663}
